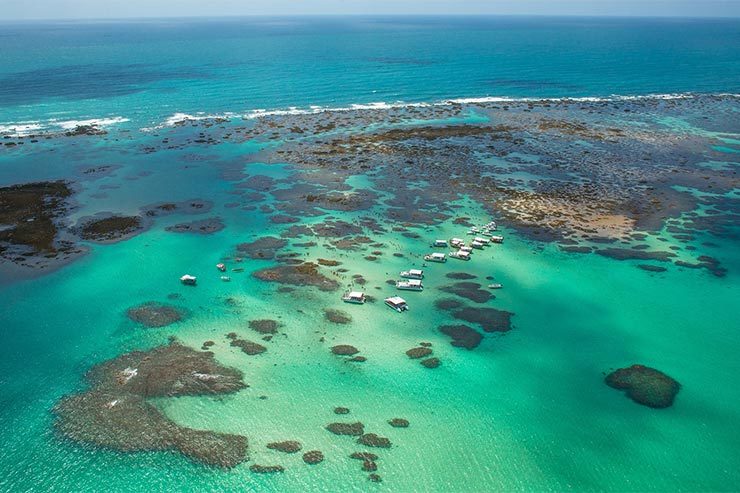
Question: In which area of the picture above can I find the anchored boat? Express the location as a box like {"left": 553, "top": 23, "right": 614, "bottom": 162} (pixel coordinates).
{"left": 396, "top": 279, "right": 423, "bottom": 291}
{"left": 449, "top": 250, "right": 471, "bottom": 261}
{"left": 180, "top": 274, "right": 197, "bottom": 286}
{"left": 385, "top": 296, "right": 409, "bottom": 312}
{"left": 400, "top": 269, "right": 424, "bottom": 279}
{"left": 342, "top": 291, "right": 366, "bottom": 304}
{"left": 431, "top": 239, "right": 448, "bottom": 248}
{"left": 423, "top": 252, "right": 447, "bottom": 263}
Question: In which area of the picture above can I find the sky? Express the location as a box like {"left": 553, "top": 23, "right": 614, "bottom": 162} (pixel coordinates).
{"left": 1, "top": 0, "right": 739, "bottom": 20}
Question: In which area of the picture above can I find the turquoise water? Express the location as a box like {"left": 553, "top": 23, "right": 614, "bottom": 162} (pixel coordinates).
{"left": 1, "top": 16, "right": 740, "bottom": 493}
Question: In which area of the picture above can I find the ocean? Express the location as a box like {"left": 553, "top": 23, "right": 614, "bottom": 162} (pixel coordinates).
{"left": 0, "top": 16, "right": 739, "bottom": 492}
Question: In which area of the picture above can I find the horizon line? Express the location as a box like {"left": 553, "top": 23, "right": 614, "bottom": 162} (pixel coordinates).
{"left": 1, "top": 13, "right": 740, "bottom": 23}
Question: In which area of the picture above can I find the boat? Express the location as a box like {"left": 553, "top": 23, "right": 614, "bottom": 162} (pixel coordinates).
{"left": 487, "top": 221, "right": 497, "bottom": 231}
{"left": 180, "top": 274, "right": 197, "bottom": 286}
{"left": 342, "top": 291, "right": 366, "bottom": 304}
{"left": 220, "top": 276, "right": 231, "bottom": 282}
{"left": 474, "top": 236, "right": 490, "bottom": 244}
{"left": 488, "top": 283, "right": 503, "bottom": 289}
{"left": 385, "top": 296, "right": 409, "bottom": 312}
{"left": 423, "top": 252, "right": 447, "bottom": 263}
{"left": 449, "top": 250, "right": 471, "bottom": 261}
{"left": 431, "top": 239, "right": 448, "bottom": 248}
{"left": 471, "top": 241, "right": 485, "bottom": 249}
{"left": 216, "top": 263, "right": 226, "bottom": 272}
{"left": 396, "top": 279, "right": 423, "bottom": 291}
{"left": 450, "top": 237, "right": 465, "bottom": 248}
{"left": 490, "top": 235, "right": 504, "bottom": 244}
{"left": 400, "top": 269, "right": 424, "bottom": 279}
{"left": 459, "top": 245, "right": 473, "bottom": 253}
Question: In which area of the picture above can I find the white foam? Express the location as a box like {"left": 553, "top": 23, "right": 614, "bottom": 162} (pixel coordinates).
{"left": 54, "top": 116, "right": 130, "bottom": 131}
{"left": 0, "top": 116, "right": 130, "bottom": 137}
{"left": 0, "top": 122, "right": 44, "bottom": 137}
{"left": 154, "top": 92, "right": 740, "bottom": 130}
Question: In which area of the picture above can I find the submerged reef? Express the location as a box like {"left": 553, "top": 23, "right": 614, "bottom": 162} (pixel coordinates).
{"left": 439, "top": 324, "right": 483, "bottom": 350}
{"left": 165, "top": 217, "right": 224, "bottom": 235}
{"left": 302, "top": 450, "right": 325, "bottom": 464}
{"left": 267, "top": 440, "right": 302, "bottom": 453}
{"left": 76, "top": 214, "right": 145, "bottom": 243}
{"left": 0, "top": 180, "right": 82, "bottom": 270}
{"left": 248, "top": 319, "right": 281, "bottom": 334}
{"left": 237, "top": 236, "right": 287, "bottom": 259}
{"left": 126, "top": 302, "right": 187, "bottom": 328}
{"left": 605, "top": 364, "right": 680, "bottom": 408}
{"left": 253, "top": 262, "right": 340, "bottom": 291}
{"left": 53, "top": 341, "right": 248, "bottom": 467}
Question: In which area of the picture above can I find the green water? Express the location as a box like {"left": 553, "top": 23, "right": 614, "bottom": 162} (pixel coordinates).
{"left": 1, "top": 166, "right": 739, "bottom": 491}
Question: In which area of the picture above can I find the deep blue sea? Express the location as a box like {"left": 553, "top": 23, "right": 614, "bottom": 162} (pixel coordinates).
{"left": 1, "top": 16, "right": 739, "bottom": 492}
{"left": 1, "top": 16, "right": 739, "bottom": 132}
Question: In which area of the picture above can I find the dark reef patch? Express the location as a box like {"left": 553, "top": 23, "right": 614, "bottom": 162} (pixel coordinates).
{"left": 452, "top": 307, "right": 513, "bottom": 333}
{"left": 326, "top": 422, "right": 365, "bottom": 436}
{"left": 421, "top": 357, "right": 441, "bottom": 369}
{"left": 53, "top": 341, "right": 248, "bottom": 468}
{"left": 439, "top": 324, "right": 483, "bottom": 350}
{"left": 230, "top": 338, "right": 267, "bottom": 355}
{"left": 165, "top": 217, "right": 224, "bottom": 235}
{"left": 267, "top": 440, "right": 302, "bottom": 453}
{"left": 605, "top": 364, "right": 680, "bottom": 408}
{"left": 76, "top": 213, "right": 145, "bottom": 243}
{"left": 126, "top": 302, "right": 186, "bottom": 328}
{"left": 388, "top": 418, "right": 409, "bottom": 428}
{"left": 303, "top": 450, "right": 324, "bottom": 464}
{"left": 446, "top": 272, "right": 477, "bottom": 280}
{"left": 357, "top": 433, "right": 392, "bottom": 448}
{"left": 439, "top": 282, "right": 492, "bottom": 303}
{"left": 324, "top": 308, "right": 352, "bottom": 324}
{"left": 237, "top": 236, "right": 287, "bottom": 260}
{"left": 405, "top": 347, "right": 433, "bottom": 359}
{"left": 250, "top": 464, "right": 284, "bottom": 474}
{"left": 253, "top": 262, "right": 340, "bottom": 291}
{"left": 332, "top": 345, "right": 360, "bottom": 356}
{"left": 249, "top": 319, "right": 280, "bottom": 334}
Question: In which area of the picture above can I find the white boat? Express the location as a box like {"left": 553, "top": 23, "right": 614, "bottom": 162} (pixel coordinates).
{"left": 450, "top": 237, "right": 465, "bottom": 248}
{"left": 400, "top": 269, "right": 424, "bottom": 279}
{"left": 449, "top": 250, "right": 471, "bottom": 261}
{"left": 424, "top": 252, "right": 447, "bottom": 263}
{"left": 487, "top": 222, "right": 498, "bottom": 231}
{"left": 431, "top": 239, "right": 448, "bottom": 248}
{"left": 216, "top": 263, "right": 226, "bottom": 272}
{"left": 396, "top": 279, "right": 423, "bottom": 291}
{"left": 342, "top": 291, "right": 366, "bottom": 304}
{"left": 471, "top": 241, "right": 485, "bottom": 249}
{"left": 180, "top": 274, "right": 197, "bottom": 286}
{"left": 490, "top": 235, "right": 504, "bottom": 244}
{"left": 488, "top": 283, "right": 503, "bottom": 289}
{"left": 220, "top": 276, "right": 231, "bottom": 282}
{"left": 474, "top": 236, "right": 490, "bottom": 244}
{"left": 385, "top": 296, "right": 409, "bottom": 312}
{"left": 459, "top": 246, "right": 473, "bottom": 253}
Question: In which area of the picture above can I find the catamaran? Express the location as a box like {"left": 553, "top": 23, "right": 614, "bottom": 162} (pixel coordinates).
{"left": 385, "top": 296, "right": 409, "bottom": 312}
